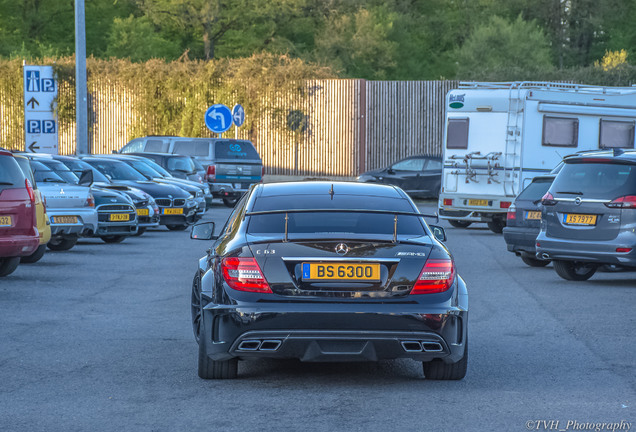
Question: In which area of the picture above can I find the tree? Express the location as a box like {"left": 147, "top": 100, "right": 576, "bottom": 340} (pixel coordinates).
{"left": 455, "top": 15, "right": 554, "bottom": 80}
{"left": 105, "top": 15, "right": 181, "bottom": 61}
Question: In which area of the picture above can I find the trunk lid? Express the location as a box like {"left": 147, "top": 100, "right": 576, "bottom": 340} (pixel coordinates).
{"left": 37, "top": 183, "right": 91, "bottom": 209}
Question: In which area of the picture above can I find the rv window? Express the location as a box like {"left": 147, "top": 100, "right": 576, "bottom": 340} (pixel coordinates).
{"left": 542, "top": 116, "right": 578, "bottom": 147}
{"left": 446, "top": 118, "right": 469, "bottom": 149}
{"left": 173, "top": 140, "right": 211, "bottom": 156}
{"left": 599, "top": 120, "right": 635, "bottom": 149}
{"left": 145, "top": 140, "right": 169, "bottom": 152}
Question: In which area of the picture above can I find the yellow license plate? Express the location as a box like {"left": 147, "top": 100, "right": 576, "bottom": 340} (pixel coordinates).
{"left": 52, "top": 216, "right": 78, "bottom": 224}
{"left": 526, "top": 211, "right": 541, "bottom": 220}
{"left": 564, "top": 213, "right": 597, "bottom": 225}
{"left": 0, "top": 215, "right": 12, "bottom": 226}
{"left": 163, "top": 208, "right": 183, "bottom": 215}
{"left": 136, "top": 209, "right": 149, "bottom": 216}
{"left": 302, "top": 263, "right": 381, "bottom": 281}
{"left": 468, "top": 199, "right": 488, "bottom": 206}
{"left": 109, "top": 213, "right": 130, "bottom": 221}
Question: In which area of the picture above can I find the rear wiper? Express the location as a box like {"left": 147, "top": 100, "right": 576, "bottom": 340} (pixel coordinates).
{"left": 556, "top": 191, "right": 583, "bottom": 195}
{"left": 0, "top": 182, "right": 14, "bottom": 185}
{"left": 41, "top": 178, "right": 63, "bottom": 182}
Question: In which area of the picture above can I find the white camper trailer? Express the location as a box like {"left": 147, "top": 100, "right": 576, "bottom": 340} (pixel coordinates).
{"left": 438, "top": 81, "right": 636, "bottom": 233}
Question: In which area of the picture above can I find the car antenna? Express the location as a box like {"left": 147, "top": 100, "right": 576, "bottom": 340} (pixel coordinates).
{"left": 393, "top": 214, "right": 398, "bottom": 243}
{"left": 283, "top": 212, "right": 289, "bottom": 242}
{"left": 329, "top": 184, "right": 334, "bottom": 200}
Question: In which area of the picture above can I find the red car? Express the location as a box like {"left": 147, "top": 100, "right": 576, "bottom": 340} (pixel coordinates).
{"left": 0, "top": 150, "right": 39, "bottom": 276}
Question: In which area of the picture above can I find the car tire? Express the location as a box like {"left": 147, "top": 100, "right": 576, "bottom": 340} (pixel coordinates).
{"left": 553, "top": 260, "right": 598, "bottom": 281}
{"left": 487, "top": 219, "right": 505, "bottom": 234}
{"left": 100, "top": 235, "right": 126, "bottom": 244}
{"left": 47, "top": 236, "right": 78, "bottom": 251}
{"left": 423, "top": 341, "right": 468, "bottom": 380}
{"left": 222, "top": 197, "right": 239, "bottom": 208}
{"left": 520, "top": 254, "right": 550, "bottom": 268}
{"left": 133, "top": 227, "right": 147, "bottom": 237}
{"left": 198, "top": 333, "right": 238, "bottom": 380}
{"left": 191, "top": 271, "right": 203, "bottom": 344}
{"left": 20, "top": 244, "right": 47, "bottom": 264}
{"left": 0, "top": 257, "right": 21, "bottom": 277}
{"left": 166, "top": 224, "right": 188, "bottom": 231}
{"left": 448, "top": 220, "right": 472, "bottom": 228}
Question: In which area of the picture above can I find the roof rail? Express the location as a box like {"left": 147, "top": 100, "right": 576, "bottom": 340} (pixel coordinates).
{"left": 458, "top": 81, "right": 636, "bottom": 95}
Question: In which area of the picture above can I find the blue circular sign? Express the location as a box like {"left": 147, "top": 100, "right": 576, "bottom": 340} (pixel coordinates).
{"left": 232, "top": 104, "right": 245, "bottom": 127}
{"left": 204, "top": 104, "right": 232, "bottom": 134}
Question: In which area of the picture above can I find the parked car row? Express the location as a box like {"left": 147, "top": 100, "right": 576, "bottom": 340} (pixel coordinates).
{"left": 503, "top": 149, "right": 636, "bottom": 281}
{"left": 0, "top": 149, "right": 215, "bottom": 277}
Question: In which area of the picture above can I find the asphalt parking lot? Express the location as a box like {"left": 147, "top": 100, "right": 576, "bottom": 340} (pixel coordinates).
{"left": 0, "top": 200, "right": 634, "bottom": 431}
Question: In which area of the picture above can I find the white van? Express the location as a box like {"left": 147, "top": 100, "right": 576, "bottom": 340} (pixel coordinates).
{"left": 438, "top": 81, "right": 636, "bottom": 233}
{"left": 119, "top": 136, "right": 263, "bottom": 207}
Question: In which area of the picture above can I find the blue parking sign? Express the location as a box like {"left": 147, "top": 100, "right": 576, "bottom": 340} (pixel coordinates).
{"left": 27, "top": 120, "right": 41, "bottom": 134}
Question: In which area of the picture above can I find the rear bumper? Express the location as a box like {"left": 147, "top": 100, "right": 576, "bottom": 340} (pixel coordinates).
{"left": 48, "top": 209, "right": 98, "bottom": 237}
{"left": 502, "top": 226, "right": 539, "bottom": 254}
{"left": 0, "top": 234, "right": 40, "bottom": 257}
{"left": 438, "top": 208, "right": 504, "bottom": 222}
{"left": 209, "top": 181, "right": 259, "bottom": 198}
{"left": 201, "top": 300, "right": 468, "bottom": 364}
{"left": 95, "top": 221, "right": 138, "bottom": 236}
{"left": 536, "top": 233, "right": 636, "bottom": 267}
{"left": 158, "top": 206, "right": 198, "bottom": 226}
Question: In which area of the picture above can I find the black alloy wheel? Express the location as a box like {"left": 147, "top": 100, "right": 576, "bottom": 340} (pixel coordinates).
{"left": 422, "top": 340, "right": 468, "bottom": 380}
{"left": 222, "top": 197, "right": 239, "bottom": 208}
{"left": 191, "top": 271, "right": 203, "bottom": 344}
{"left": 167, "top": 224, "right": 188, "bottom": 231}
{"left": 486, "top": 218, "right": 506, "bottom": 234}
{"left": 0, "top": 257, "right": 21, "bottom": 277}
{"left": 553, "top": 260, "right": 598, "bottom": 281}
{"left": 47, "top": 236, "right": 78, "bottom": 251}
{"left": 520, "top": 254, "right": 550, "bottom": 268}
{"left": 100, "top": 235, "right": 126, "bottom": 244}
{"left": 448, "top": 220, "right": 472, "bottom": 228}
{"left": 20, "top": 244, "right": 46, "bottom": 263}
{"left": 133, "top": 227, "right": 147, "bottom": 237}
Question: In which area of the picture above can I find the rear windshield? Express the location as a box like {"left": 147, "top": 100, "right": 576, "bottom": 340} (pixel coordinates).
{"left": 247, "top": 212, "right": 426, "bottom": 237}
{"left": 38, "top": 160, "right": 80, "bottom": 184}
{"left": 215, "top": 141, "right": 260, "bottom": 160}
{"left": 517, "top": 178, "right": 554, "bottom": 200}
{"left": 172, "top": 140, "right": 211, "bottom": 156}
{"left": 84, "top": 160, "right": 147, "bottom": 181}
{"left": 31, "top": 160, "right": 68, "bottom": 184}
{"left": 59, "top": 159, "right": 110, "bottom": 183}
{"left": 166, "top": 156, "right": 196, "bottom": 173}
{"left": 0, "top": 156, "right": 26, "bottom": 191}
{"left": 14, "top": 158, "right": 36, "bottom": 189}
{"left": 552, "top": 162, "right": 636, "bottom": 198}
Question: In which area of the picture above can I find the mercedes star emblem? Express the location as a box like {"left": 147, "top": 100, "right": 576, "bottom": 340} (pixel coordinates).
{"left": 335, "top": 243, "right": 349, "bottom": 255}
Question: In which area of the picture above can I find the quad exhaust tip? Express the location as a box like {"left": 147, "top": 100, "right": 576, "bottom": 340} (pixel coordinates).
{"left": 400, "top": 341, "right": 444, "bottom": 353}
{"left": 237, "top": 339, "right": 282, "bottom": 352}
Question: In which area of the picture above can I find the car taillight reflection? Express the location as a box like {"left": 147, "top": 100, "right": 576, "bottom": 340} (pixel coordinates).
{"left": 221, "top": 257, "right": 272, "bottom": 293}
{"left": 206, "top": 165, "right": 216, "bottom": 181}
{"left": 411, "top": 258, "right": 455, "bottom": 295}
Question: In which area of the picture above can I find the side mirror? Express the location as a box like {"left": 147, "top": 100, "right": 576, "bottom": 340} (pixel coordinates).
{"left": 111, "top": 150, "right": 118, "bottom": 154}
{"left": 190, "top": 221, "right": 217, "bottom": 240}
{"left": 78, "top": 169, "right": 93, "bottom": 186}
{"left": 387, "top": 168, "right": 395, "bottom": 175}
{"left": 429, "top": 225, "right": 447, "bottom": 242}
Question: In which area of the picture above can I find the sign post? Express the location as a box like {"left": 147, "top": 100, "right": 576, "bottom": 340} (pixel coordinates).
{"left": 23, "top": 64, "right": 58, "bottom": 154}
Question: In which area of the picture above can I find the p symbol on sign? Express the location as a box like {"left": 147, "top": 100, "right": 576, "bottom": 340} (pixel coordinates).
{"left": 27, "top": 120, "right": 41, "bottom": 134}
{"left": 43, "top": 120, "right": 56, "bottom": 134}
{"left": 41, "top": 79, "right": 55, "bottom": 92}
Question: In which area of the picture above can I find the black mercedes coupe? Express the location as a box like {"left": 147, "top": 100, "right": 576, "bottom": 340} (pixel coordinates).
{"left": 190, "top": 181, "right": 468, "bottom": 379}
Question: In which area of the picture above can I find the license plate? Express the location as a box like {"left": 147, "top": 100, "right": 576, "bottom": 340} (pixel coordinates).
{"left": 564, "top": 213, "right": 597, "bottom": 225}
{"left": 302, "top": 263, "right": 381, "bottom": 281}
{"left": 136, "top": 209, "right": 149, "bottom": 216}
{"left": 163, "top": 208, "right": 183, "bottom": 215}
{"left": 0, "top": 215, "right": 12, "bottom": 226}
{"left": 109, "top": 213, "right": 130, "bottom": 222}
{"left": 525, "top": 211, "right": 541, "bottom": 220}
{"left": 468, "top": 199, "right": 488, "bottom": 206}
{"left": 52, "top": 216, "right": 78, "bottom": 224}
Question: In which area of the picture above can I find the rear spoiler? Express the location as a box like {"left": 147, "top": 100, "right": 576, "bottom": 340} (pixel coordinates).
{"left": 244, "top": 208, "right": 439, "bottom": 243}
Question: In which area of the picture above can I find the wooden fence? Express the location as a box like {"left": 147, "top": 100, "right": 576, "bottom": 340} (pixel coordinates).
{"left": 1, "top": 77, "right": 458, "bottom": 176}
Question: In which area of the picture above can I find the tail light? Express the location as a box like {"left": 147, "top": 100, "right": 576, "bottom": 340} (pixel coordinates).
{"left": 25, "top": 179, "right": 35, "bottom": 203}
{"left": 443, "top": 198, "right": 453, "bottom": 206}
{"left": 507, "top": 203, "right": 516, "bottom": 221}
{"left": 616, "top": 247, "right": 632, "bottom": 253}
{"left": 541, "top": 192, "right": 557, "bottom": 206}
{"left": 84, "top": 194, "right": 95, "bottom": 207}
{"left": 500, "top": 201, "right": 511, "bottom": 209}
{"left": 411, "top": 258, "right": 455, "bottom": 295}
{"left": 221, "top": 257, "right": 272, "bottom": 293}
{"left": 605, "top": 195, "right": 636, "bottom": 209}
{"left": 206, "top": 165, "right": 216, "bottom": 181}
{"left": 261, "top": 165, "right": 265, "bottom": 181}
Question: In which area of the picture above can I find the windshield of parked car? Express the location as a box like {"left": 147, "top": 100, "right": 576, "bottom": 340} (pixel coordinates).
{"left": 30, "top": 160, "right": 68, "bottom": 183}
{"left": 552, "top": 162, "right": 636, "bottom": 198}
{"left": 37, "top": 160, "right": 80, "bottom": 184}
{"left": 140, "top": 159, "right": 172, "bottom": 177}
{"left": 0, "top": 156, "right": 27, "bottom": 191}
{"left": 166, "top": 156, "right": 196, "bottom": 173}
{"left": 126, "top": 160, "right": 163, "bottom": 178}
{"left": 247, "top": 195, "right": 426, "bottom": 238}
{"left": 84, "top": 159, "right": 147, "bottom": 181}
{"left": 517, "top": 178, "right": 554, "bottom": 201}
{"left": 59, "top": 158, "right": 111, "bottom": 183}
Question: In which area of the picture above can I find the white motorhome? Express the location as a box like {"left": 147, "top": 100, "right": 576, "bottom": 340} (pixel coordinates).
{"left": 438, "top": 81, "right": 636, "bottom": 233}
